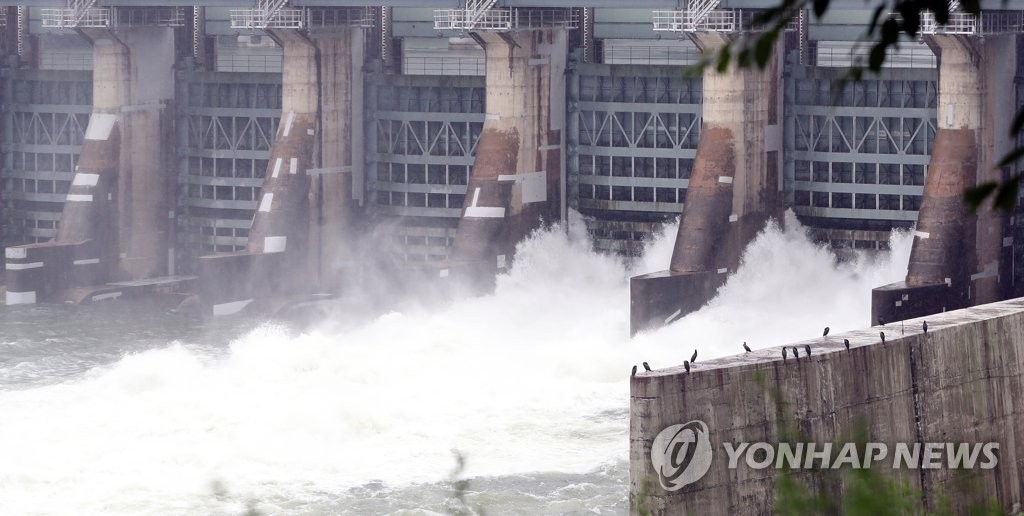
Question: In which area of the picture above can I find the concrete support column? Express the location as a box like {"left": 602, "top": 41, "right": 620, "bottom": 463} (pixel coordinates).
{"left": 197, "top": 28, "right": 363, "bottom": 316}
{"left": 446, "top": 29, "right": 567, "bottom": 288}
{"left": 4, "top": 28, "right": 175, "bottom": 305}
{"left": 872, "top": 35, "right": 1016, "bottom": 324}
{"left": 309, "top": 30, "right": 363, "bottom": 292}
{"left": 629, "top": 33, "right": 783, "bottom": 334}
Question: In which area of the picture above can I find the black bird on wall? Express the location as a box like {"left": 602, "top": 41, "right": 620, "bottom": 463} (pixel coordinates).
{"left": 684, "top": 360, "right": 690, "bottom": 373}
{"left": 844, "top": 338, "right": 850, "bottom": 351}
{"left": 880, "top": 331, "right": 886, "bottom": 344}
{"left": 691, "top": 349, "right": 698, "bottom": 363}
{"left": 804, "top": 344, "right": 812, "bottom": 357}
{"left": 923, "top": 321, "right": 928, "bottom": 334}
{"left": 631, "top": 365, "right": 637, "bottom": 377}
{"left": 643, "top": 362, "right": 652, "bottom": 372}
{"left": 782, "top": 348, "right": 788, "bottom": 362}
{"left": 823, "top": 327, "right": 830, "bottom": 337}
{"left": 743, "top": 342, "right": 751, "bottom": 353}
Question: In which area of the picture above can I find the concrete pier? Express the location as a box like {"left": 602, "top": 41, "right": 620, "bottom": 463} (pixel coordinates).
{"left": 630, "top": 298, "right": 1024, "bottom": 514}
{"left": 4, "top": 28, "right": 176, "bottom": 304}
{"left": 629, "top": 33, "right": 783, "bottom": 335}
{"left": 445, "top": 28, "right": 566, "bottom": 289}
{"left": 872, "top": 35, "right": 1017, "bottom": 324}
{"left": 197, "top": 28, "right": 363, "bottom": 315}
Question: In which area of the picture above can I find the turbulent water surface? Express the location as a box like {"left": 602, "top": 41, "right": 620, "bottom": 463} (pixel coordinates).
{"left": 0, "top": 212, "right": 912, "bottom": 515}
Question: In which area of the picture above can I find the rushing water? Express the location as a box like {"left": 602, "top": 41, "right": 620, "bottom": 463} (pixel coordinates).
{"left": 0, "top": 212, "right": 912, "bottom": 515}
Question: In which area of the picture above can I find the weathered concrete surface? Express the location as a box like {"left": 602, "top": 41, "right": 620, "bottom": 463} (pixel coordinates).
{"left": 631, "top": 298, "right": 1024, "bottom": 514}
{"left": 630, "top": 33, "right": 783, "bottom": 334}
{"left": 874, "top": 35, "right": 1017, "bottom": 323}
{"left": 3, "top": 28, "right": 175, "bottom": 305}
{"left": 309, "top": 30, "right": 363, "bottom": 292}
{"left": 198, "top": 29, "right": 362, "bottom": 315}
{"left": 447, "top": 29, "right": 567, "bottom": 289}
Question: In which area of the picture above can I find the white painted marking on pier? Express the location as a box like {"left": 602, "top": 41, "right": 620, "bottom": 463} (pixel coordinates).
{"left": 92, "top": 291, "right": 122, "bottom": 302}
{"left": 307, "top": 128, "right": 315, "bottom": 136}
{"left": 914, "top": 231, "right": 930, "bottom": 239}
{"left": 289, "top": 157, "right": 298, "bottom": 175}
{"left": 272, "top": 158, "right": 282, "bottom": 178}
{"left": 896, "top": 300, "right": 903, "bottom": 307}
{"left": 717, "top": 267, "right": 728, "bottom": 274}
{"left": 74, "top": 258, "right": 100, "bottom": 265}
{"left": 72, "top": 173, "right": 99, "bottom": 187}
{"left": 970, "top": 262, "right": 999, "bottom": 281}
{"left": 84, "top": 113, "right": 116, "bottom": 141}
{"left": 664, "top": 308, "right": 682, "bottom": 324}
{"left": 718, "top": 176, "right": 733, "bottom": 184}
{"left": 258, "top": 193, "right": 274, "bottom": 212}
{"left": 538, "top": 144, "right": 560, "bottom": 151}
{"left": 5, "top": 261, "right": 43, "bottom": 270}
{"left": 728, "top": 214, "right": 738, "bottom": 222}
{"left": 264, "top": 236, "right": 287, "bottom": 253}
{"left": 283, "top": 110, "right": 295, "bottom": 137}
{"left": 1004, "top": 237, "right": 1014, "bottom": 247}
{"left": 439, "top": 269, "right": 450, "bottom": 278}
{"left": 5, "top": 290, "right": 36, "bottom": 305}
{"left": 66, "top": 194, "right": 93, "bottom": 202}
{"left": 528, "top": 57, "right": 550, "bottom": 66}
{"left": 946, "top": 104, "right": 954, "bottom": 127}
{"left": 5, "top": 248, "right": 26, "bottom": 259}
{"left": 213, "top": 299, "right": 253, "bottom": 316}
{"left": 465, "top": 187, "right": 505, "bottom": 218}
{"left": 497, "top": 254, "right": 507, "bottom": 269}
{"left": 465, "top": 207, "right": 505, "bottom": 218}
{"left": 485, "top": 113, "right": 500, "bottom": 121}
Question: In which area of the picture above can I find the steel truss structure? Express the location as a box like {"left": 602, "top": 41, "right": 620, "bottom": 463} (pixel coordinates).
{"left": 787, "top": 66, "right": 937, "bottom": 250}
{"left": 366, "top": 73, "right": 486, "bottom": 262}
{"left": 1, "top": 70, "right": 91, "bottom": 245}
{"left": 176, "top": 71, "right": 281, "bottom": 266}
{"left": 569, "top": 64, "right": 702, "bottom": 255}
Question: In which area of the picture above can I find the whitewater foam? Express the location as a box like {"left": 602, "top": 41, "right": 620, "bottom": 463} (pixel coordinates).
{"left": 0, "top": 212, "right": 912, "bottom": 514}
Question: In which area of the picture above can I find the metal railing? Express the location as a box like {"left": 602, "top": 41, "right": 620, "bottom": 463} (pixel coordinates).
{"left": 117, "top": 7, "right": 186, "bottom": 27}
{"left": 402, "top": 56, "right": 486, "bottom": 76}
{"left": 215, "top": 53, "right": 282, "bottom": 73}
{"left": 434, "top": 7, "right": 577, "bottom": 31}
{"left": 39, "top": 51, "right": 93, "bottom": 71}
{"left": 652, "top": 9, "right": 735, "bottom": 32}
{"left": 230, "top": 0, "right": 303, "bottom": 29}
{"left": 41, "top": 6, "right": 111, "bottom": 28}
{"left": 602, "top": 45, "right": 701, "bottom": 66}
{"left": 815, "top": 45, "right": 936, "bottom": 69}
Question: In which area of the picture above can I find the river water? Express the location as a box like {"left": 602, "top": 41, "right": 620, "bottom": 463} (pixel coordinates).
{"left": 0, "top": 212, "right": 911, "bottom": 515}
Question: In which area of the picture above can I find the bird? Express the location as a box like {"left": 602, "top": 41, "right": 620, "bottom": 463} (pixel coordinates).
{"left": 643, "top": 362, "right": 652, "bottom": 372}
{"left": 923, "top": 321, "right": 928, "bottom": 334}
{"left": 793, "top": 346, "right": 800, "bottom": 359}
{"left": 684, "top": 360, "right": 690, "bottom": 373}
{"left": 823, "top": 327, "right": 830, "bottom": 337}
{"left": 743, "top": 342, "right": 752, "bottom": 353}
{"left": 844, "top": 338, "right": 850, "bottom": 351}
{"left": 804, "top": 344, "right": 812, "bottom": 357}
{"left": 880, "top": 331, "right": 886, "bottom": 344}
{"left": 691, "top": 349, "right": 698, "bottom": 363}
{"left": 631, "top": 365, "right": 637, "bottom": 377}
{"left": 782, "top": 347, "right": 788, "bottom": 362}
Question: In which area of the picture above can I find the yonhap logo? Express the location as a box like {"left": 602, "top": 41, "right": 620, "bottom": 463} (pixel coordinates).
{"left": 650, "top": 420, "right": 713, "bottom": 491}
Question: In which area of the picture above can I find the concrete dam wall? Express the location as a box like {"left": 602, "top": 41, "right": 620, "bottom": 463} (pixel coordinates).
{"left": 630, "top": 298, "right": 1024, "bottom": 514}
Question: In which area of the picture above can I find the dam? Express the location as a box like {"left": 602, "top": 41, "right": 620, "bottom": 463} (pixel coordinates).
{"left": 0, "top": 0, "right": 1022, "bottom": 514}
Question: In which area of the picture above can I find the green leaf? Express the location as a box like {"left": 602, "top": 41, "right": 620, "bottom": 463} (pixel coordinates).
{"left": 960, "top": 0, "right": 981, "bottom": 15}
{"left": 716, "top": 44, "right": 732, "bottom": 73}
{"left": 997, "top": 146, "right": 1024, "bottom": 168}
{"left": 754, "top": 31, "right": 777, "bottom": 68}
{"left": 813, "top": 0, "right": 830, "bottom": 18}
{"left": 869, "top": 44, "right": 888, "bottom": 71}
{"left": 867, "top": 5, "right": 887, "bottom": 35}
{"left": 1010, "top": 106, "right": 1024, "bottom": 136}
{"left": 964, "top": 182, "right": 998, "bottom": 214}
{"left": 994, "top": 176, "right": 1022, "bottom": 213}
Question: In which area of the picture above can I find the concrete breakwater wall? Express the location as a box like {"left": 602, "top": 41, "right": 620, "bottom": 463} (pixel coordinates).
{"left": 630, "top": 298, "right": 1024, "bottom": 514}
